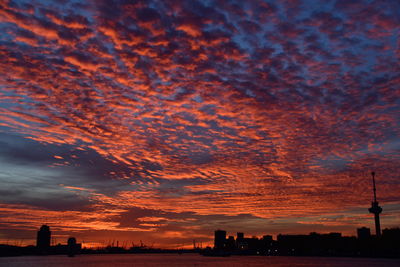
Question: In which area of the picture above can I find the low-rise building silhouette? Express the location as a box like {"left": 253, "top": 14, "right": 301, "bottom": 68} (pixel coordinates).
{"left": 210, "top": 228, "right": 399, "bottom": 257}
{"left": 357, "top": 227, "right": 371, "bottom": 240}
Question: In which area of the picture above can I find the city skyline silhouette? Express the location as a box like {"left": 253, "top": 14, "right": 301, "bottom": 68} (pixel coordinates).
{"left": 1, "top": 171, "right": 398, "bottom": 256}
{"left": 0, "top": 0, "right": 399, "bottom": 250}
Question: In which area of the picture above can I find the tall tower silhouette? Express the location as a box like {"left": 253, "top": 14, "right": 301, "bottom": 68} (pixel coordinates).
{"left": 368, "top": 172, "right": 382, "bottom": 237}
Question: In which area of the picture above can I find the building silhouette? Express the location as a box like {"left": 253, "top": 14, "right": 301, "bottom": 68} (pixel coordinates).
{"left": 67, "top": 237, "right": 76, "bottom": 247}
{"left": 237, "top": 232, "right": 244, "bottom": 240}
{"left": 368, "top": 172, "right": 382, "bottom": 237}
{"left": 226, "top": 236, "right": 235, "bottom": 250}
{"left": 67, "top": 237, "right": 80, "bottom": 257}
{"left": 357, "top": 227, "right": 371, "bottom": 240}
{"left": 36, "top": 225, "right": 51, "bottom": 250}
{"left": 214, "top": 230, "right": 226, "bottom": 249}
{"left": 210, "top": 228, "right": 399, "bottom": 257}
{"left": 236, "top": 232, "right": 247, "bottom": 250}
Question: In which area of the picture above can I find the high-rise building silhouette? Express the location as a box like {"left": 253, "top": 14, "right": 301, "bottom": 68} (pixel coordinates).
{"left": 214, "top": 230, "right": 226, "bottom": 249}
{"left": 67, "top": 237, "right": 77, "bottom": 257}
{"left": 36, "top": 225, "right": 51, "bottom": 249}
{"left": 368, "top": 172, "right": 382, "bottom": 237}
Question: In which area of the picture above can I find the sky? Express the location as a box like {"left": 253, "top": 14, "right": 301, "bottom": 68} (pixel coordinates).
{"left": 0, "top": 0, "right": 399, "bottom": 248}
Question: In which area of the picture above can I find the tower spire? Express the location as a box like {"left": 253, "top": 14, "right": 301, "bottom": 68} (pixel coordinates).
{"left": 368, "top": 171, "right": 382, "bottom": 237}
{"left": 372, "top": 171, "right": 377, "bottom": 202}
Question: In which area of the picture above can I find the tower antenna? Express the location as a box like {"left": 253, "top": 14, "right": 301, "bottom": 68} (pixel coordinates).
{"left": 372, "top": 171, "right": 377, "bottom": 202}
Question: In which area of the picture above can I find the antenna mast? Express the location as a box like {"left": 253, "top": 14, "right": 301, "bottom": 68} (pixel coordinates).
{"left": 371, "top": 171, "right": 377, "bottom": 202}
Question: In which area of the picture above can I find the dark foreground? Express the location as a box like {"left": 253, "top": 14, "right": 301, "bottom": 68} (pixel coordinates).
{"left": 1, "top": 254, "right": 400, "bottom": 267}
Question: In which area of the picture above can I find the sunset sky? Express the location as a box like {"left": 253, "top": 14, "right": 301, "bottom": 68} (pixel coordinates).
{"left": 0, "top": 0, "right": 399, "bottom": 248}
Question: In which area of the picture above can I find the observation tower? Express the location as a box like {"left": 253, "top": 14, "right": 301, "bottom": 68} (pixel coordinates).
{"left": 368, "top": 172, "right": 382, "bottom": 237}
